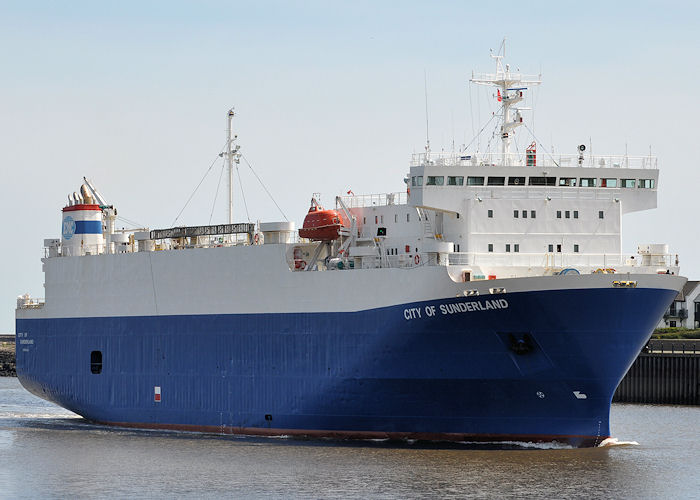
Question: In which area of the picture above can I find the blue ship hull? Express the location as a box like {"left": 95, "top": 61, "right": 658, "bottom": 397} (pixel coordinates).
{"left": 15, "top": 286, "right": 675, "bottom": 447}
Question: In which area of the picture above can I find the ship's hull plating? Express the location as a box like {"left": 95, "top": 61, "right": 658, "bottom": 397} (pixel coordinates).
{"left": 15, "top": 285, "right": 676, "bottom": 447}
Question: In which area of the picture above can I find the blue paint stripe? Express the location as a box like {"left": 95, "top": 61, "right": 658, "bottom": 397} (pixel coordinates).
{"left": 74, "top": 220, "right": 102, "bottom": 234}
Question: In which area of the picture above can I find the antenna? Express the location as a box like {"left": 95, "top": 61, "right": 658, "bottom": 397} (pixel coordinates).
{"left": 225, "top": 107, "right": 241, "bottom": 225}
{"left": 424, "top": 70, "right": 430, "bottom": 156}
{"left": 471, "top": 38, "right": 540, "bottom": 165}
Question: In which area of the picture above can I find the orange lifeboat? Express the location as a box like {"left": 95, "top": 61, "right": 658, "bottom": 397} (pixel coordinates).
{"left": 299, "top": 197, "right": 347, "bottom": 241}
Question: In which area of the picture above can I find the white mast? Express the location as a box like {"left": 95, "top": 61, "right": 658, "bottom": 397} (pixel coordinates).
{"left": 225, "top": 108, "right": 241, "bottom": 224}
{"left": 470, "top": 39, "right": 541, "bottom": 165}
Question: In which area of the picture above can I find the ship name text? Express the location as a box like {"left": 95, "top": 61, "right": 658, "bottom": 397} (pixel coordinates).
{"left": 403, "top": 299, "right": 509, "bottom": 320}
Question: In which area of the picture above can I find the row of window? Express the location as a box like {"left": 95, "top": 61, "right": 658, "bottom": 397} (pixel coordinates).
{"left": 485, "top": 209, "right": 605, "bottom": 219}
{"left": 487, "top": 243, "right": 581, "bottom": 253}
{"left": 363, "top": 214, "right": 411, "bottom": 225}
{"left": 412, "top": 175, "right": 654, "bottom": 189}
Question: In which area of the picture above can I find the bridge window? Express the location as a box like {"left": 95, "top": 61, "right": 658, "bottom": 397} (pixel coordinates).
{"left": 508, "top": 176, "right": 525, "bottom": 186}
{"left": 531, "top": 210, "right": 536, "bottom": 218}
{"left": 573, "top": 210, "right": 579, "bottom": 219}
{"left": 559, "top": 177, "right": 577, "bottom": 186}
{"left": 565, "top": 210, "right": 570, "bottom": 219}
{"left": 447, "top": 176, "right": 464, "bottom": 186}
{"left": 599, "top": 211, "right": 604, "bottom": 219}
{"left": 522, "top": 210, "right": 527, "bottom": 218}
{"left": 467, "top": 176, "right": 484, "bottom": 186}
{"left": 621, "top": 178, "right": 635, "bottom": 188}
{"left": 488, "top": 243, "right": 493, "bottom": 252}
{"left": 513, "top": 210, "right": 519, "bottom": 218}
{"left": 580, "top": 178, "right": 597, "bottom": 187}
{"left": 488, "top": 209, "right": 493, "bottom": 218}
{"left": 528, "top": 176, "right": 556, "bottom": 186}
{"left": 487, "top": 177, "right": 505, "bottom": 186}
{"left": 514, "top": 244, "right": 520, "bottom": 252}
{"left": 506, "top": 244, "right": 511, "bottom": 252}
{"left": 426, "top": 176, "right": 444, "bottom": 186}
{"left": 639, "top": 179, "right": 655, "bottom": 189}
{"left": 601, "top": 178, "right": 618, "bottom": 187}
{"left": 556, "top": 211, "right": 562, "bottom": 218}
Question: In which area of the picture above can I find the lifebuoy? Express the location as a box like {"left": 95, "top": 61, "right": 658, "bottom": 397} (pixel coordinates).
{"left": 414, "top": 254, "right": 420, "bottom": 265}
{"left": 254, "top": 233, "right": 260, "bottom": 244}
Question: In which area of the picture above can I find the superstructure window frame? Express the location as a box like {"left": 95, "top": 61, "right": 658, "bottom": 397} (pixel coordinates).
{"left": 467, "top": 176, "right": 485, "bottom": 186}
{"left": 508, "top": 176, "right": 525, "bottom": 186}
{"left": 601, "top": 178, "right": 618, "bottom": 188}
{"left": 426, "top": 176, "right": 444, "bottom": 186}
{"left": 579, "top": 177, "right": 597, "bottom": 187}
{"left": 559, "top": 177, "right": 577, "bottom": 187}
{"left": 447, "top": 176, "right": 464, "bottom": 186}
{"left": 528, "top": 176, "right": 556, "bottom": 186}
{"left": 621, "top": 178, "right": 635, "bottom": 188}
{"left": 487, "top": 177, "right": 505, "bottom": 186}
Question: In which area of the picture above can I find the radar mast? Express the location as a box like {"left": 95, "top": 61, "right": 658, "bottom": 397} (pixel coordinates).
{"left": 470, "top": 39, "right": 541, "bottom": 165}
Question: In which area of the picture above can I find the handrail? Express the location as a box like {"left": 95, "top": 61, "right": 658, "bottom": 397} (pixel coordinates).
{"left": 411, "top": 152, "right": 658, "bottom": 170}
{"left": 447, "top": 251, "right": 675, "bottom": 268}
{"left": 337, "top": 192, "right": 407, "bottom": 209}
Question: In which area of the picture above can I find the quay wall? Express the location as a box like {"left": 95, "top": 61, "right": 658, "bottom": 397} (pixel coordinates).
{"left": 613, "top": 339, "right": 699, "bottom": 405}
{"left": 0, "top": 335, "right": 16, "bottom": 377}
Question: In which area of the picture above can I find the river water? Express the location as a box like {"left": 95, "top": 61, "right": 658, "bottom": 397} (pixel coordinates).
{"left": 1, "top": 377, "right": 698, "bottom": 499}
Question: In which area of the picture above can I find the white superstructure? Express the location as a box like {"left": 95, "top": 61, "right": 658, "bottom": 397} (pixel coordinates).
{"left": 33, "top": 45, "right": 678, "bottom": 304}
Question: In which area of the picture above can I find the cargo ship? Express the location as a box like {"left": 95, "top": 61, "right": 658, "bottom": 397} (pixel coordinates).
{"left": 15, "top": 48, "right": 685, "bottom": 447}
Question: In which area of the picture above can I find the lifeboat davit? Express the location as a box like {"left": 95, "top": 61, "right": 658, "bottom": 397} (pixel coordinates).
{"left": 299, "top": 197, "right": 347, "bottom": 241}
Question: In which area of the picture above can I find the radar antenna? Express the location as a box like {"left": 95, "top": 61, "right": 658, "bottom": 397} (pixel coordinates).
{"left": 470, "top": 38, "right": 541, "bottom": 165}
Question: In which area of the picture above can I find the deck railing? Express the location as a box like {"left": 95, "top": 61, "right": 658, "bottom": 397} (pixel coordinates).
{"left": 338, "top": 192, "right": 407, "bottom": 209}
{"left": 447, "top": 252, "right": 674, "bottom": 269}
{"left": 411, "top": 152, "right": 657, "bottom": 170}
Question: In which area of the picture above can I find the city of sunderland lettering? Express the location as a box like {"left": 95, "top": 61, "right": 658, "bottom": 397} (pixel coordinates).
{"left": 403, "top": 299, "right": 509, "bottom": 320}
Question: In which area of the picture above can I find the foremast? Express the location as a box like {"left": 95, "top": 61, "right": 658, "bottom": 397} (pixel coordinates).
{"left": 224, "top": 108, "right": 242, "bottom": 225}
{"left": 470, "top": 40, "right": 541, "bottom": 165}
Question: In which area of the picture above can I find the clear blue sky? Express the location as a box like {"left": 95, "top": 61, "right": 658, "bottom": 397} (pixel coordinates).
{"left": 2, "top": 1, "right": 698, "bottom": 333}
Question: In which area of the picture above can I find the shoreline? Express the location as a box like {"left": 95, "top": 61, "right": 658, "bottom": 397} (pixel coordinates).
{"left": 0, "top": 341, "right": 16, "bottom": 377}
